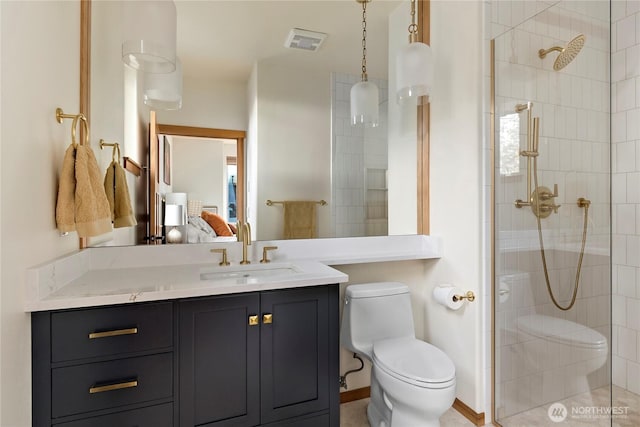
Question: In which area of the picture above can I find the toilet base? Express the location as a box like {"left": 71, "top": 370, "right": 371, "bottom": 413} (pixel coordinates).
{"left": 366, "top": 368, "right": 452, "bottom": 427}
{"left": 367, "top": 369, "right": 392, "bottom": 427}
{"left": 372, "top": 361, "right": 456, "bottom": 427}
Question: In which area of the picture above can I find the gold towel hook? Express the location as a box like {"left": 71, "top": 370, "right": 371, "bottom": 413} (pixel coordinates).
{"left": 56, "top": 107, "right": 90, "bottom": 147}
{"left": 100, "top": 139, "right": 121, "bottom": 162}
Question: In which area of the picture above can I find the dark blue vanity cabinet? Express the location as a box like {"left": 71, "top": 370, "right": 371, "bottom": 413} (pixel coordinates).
{"left": 178, "top": 285, "right": 339, "bottom": 427}
{"left": 32, "top": 302, "right": 175, "bottom": 427}
{"left": 32, "top": 285, "right": 339, "bottom": 427}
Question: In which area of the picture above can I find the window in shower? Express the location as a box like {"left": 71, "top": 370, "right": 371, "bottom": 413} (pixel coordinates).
{"left": 499, "top": 113, "right": 520, "bottom": 176}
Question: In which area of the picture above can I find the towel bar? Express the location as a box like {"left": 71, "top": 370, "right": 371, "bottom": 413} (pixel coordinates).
{"left": 266, "top": 199, "right": 327, "bottom": 206}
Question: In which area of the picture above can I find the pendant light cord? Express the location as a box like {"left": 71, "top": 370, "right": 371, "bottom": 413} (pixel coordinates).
{"left": 408, "top": 0, "right": 418, "bottom": 42}
{"left": 361, "top": 0, "right": 368, "bottom": 81}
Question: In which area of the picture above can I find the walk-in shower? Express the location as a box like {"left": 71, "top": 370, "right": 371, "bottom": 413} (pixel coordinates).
{"left": 492, "top": 1, "right": 617, "bottom": 425}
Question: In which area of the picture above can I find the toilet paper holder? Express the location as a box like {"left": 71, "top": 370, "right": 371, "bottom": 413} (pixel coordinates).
{"left": 452, "top": 291, "right": 476, "bottom": 303}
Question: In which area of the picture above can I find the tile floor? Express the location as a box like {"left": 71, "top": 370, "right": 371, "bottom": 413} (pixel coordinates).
{"left": 340, "top": 386, "right": 640, "bottom": 426}
{"left": 340, "top": 398, "right": 474, "bottom": 426}
{"left": 497, "top": 386, "right": 640, "bottom": 427}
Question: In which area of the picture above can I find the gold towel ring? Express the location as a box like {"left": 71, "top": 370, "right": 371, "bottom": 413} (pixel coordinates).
{"left": 71, "top": 114, "right": 90, "bottom": 147}
{"left": 56, "top": 108, "right": 90, "bottom": 147}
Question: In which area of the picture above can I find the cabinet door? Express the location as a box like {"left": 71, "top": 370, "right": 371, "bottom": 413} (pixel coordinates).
{"left": 260, "top": 287, "right": 330, "bottom": 424}
{"left": 178, "top": 294, "right": 260, "bottom": 427}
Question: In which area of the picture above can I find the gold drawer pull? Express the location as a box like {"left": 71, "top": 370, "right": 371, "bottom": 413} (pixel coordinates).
{"left": 263, "top": 313, "right": 273, "bottom": 324}
{"left": 89, "top": 380, "right": 138, "bottom": 394}
{"left": 248, "top": 315, "right": 259, "bottom": 326}
{"left": 88, "top": 327, "right": 138, "bottom": 339}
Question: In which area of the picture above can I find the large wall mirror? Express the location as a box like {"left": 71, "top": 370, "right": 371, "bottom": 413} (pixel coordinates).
{"left": 80, "top": 0, "right": 429, "bottom": 248}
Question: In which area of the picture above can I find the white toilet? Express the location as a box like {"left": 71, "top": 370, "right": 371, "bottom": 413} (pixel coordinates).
{"left": 340, "top": 282, "right": 456, "bottom": 427}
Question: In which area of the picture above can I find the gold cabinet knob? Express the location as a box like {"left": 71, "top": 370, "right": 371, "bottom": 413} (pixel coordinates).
{"left": 248, "top": 315, "right": 259, "bottom": 326}
{"left": 263, "top": 313, "right": 273, "bottom": 324}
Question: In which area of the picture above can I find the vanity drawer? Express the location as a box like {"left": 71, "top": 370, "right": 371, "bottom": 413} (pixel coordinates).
{"left": 54, "top": 403, "right": 173, "bottom": 427}
{"left": 51, "top": 302, "right": 172, "bottom": 362}
{"left": 51, "top": 352, "right": 173, "bottom": 419}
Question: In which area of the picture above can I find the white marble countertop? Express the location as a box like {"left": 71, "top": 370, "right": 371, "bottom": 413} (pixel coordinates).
{"left": 25, "top": 235, "right": 442, "bottom": 312}
{"left": 29, "top": 261, "right": 347, "bottom": 311}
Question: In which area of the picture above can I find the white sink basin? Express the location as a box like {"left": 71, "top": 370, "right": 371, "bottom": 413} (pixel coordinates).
{"left": 200, "top": 263, "right": 302, "bottom": 284}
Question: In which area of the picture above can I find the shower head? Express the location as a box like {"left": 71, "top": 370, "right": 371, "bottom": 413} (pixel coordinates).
{"left": 538, "top": 34, "right": 585, "bottom": 71}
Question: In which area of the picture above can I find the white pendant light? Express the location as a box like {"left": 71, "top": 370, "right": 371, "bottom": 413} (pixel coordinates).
{"left": 350, "top": 0, "right": 379, "bottom": 127}
{"left": 144, "top": 57, "right": 183, "bottom": 110}
{"left": 122, "top": 0, "right": 177, "bottom": 74}
{"left": 396, "top": 0, "right": 433, "bottom": 104}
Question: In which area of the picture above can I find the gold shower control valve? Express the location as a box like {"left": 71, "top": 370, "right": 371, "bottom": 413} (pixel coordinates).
{"left": 530, "top": 185, "right": 560, "bottom": 219}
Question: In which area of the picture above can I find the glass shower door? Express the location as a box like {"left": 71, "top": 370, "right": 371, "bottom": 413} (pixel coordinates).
{"left": 492, "top": 1, "right": 611, "bottom": 425}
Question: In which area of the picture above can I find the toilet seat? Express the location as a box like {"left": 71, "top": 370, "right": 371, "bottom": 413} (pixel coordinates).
{"left": 373, "top": 337, "right": 456, "bottom": 389}
{"left": 517, "top": 314, "right": 607, "bottom": 349}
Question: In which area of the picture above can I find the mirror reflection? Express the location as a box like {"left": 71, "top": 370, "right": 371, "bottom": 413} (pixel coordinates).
{"left": 90, "top": 0, "right": 420, "bottom": 246}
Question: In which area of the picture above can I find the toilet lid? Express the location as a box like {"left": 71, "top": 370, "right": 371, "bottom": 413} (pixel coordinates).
{"left": 373, "top": 337, "right": 455, "bottom": 386}
{"left": 516, "top": 314, "right": 607, "bottom": 349}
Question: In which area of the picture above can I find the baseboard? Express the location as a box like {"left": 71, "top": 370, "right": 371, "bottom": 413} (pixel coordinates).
{"left": 453, "top": 398, "right": 486, "bottom": 426}
{"left": 339, "top": 386, "right": 371, "bottom": 403}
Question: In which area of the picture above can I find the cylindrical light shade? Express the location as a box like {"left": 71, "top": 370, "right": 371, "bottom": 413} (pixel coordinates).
{"left": 396, "top": 41, "right": 434, "bottom": 103}
{"left": 164, "top": 204, "right": 185, "bottom": 226}
{"left": 350, "top": 81, "right": 379, "bottom": 127}
{"left": 144, "top": 58, "right": 182, "bottom": 110}
{"left": 122, "top": 0, "right": 177, "bottom": 73}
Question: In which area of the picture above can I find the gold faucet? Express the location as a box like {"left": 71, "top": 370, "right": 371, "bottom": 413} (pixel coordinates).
{"left": 238, "top": 221, "right": 252, "bottom": 264}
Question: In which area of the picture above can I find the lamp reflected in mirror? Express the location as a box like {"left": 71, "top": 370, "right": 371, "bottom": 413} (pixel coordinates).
{"left": 165, "top": 204, "right": 186, "bottom": 244}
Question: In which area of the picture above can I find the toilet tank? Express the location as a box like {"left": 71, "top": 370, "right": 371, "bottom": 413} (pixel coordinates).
{"left": 340, "top": 282, "right": 416, "bottom": 359}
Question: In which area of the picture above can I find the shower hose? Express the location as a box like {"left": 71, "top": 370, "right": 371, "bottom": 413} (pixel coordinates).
{"left": 532, "top": 155, "right": 590, "bottom": 311}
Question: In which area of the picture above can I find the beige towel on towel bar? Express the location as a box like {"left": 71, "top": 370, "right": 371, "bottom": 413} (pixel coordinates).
{"left": 104, "top": 160, "right": 137, "bottom": 228}
{"left": 283, "top": 201, "right": 317, "bottom": 239}
{"left": 56, "top": 143, "right": 112, "bottom": 237}
{"left": 74, "top": 145, "right": 112, "bottom": 237}
{"left": 55, "top": 144, "right": 78, "bottom": 234}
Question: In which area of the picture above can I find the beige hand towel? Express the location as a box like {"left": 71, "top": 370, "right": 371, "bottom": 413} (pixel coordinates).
{"left": 74, "top": 145, "right": 112, "bottom": 237}
{"left": 283, "top": 201, "right": 317, "bottom": 239}
{"left": 55, "top": 144, "right": 77, "bottom": 234}
{"left": 104, "top": 160, "right": 137, "bottom": 228}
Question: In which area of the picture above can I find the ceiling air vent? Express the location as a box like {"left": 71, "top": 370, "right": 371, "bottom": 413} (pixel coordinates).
{"left": 284, "top": 28, "right": 327, "bottom": 52}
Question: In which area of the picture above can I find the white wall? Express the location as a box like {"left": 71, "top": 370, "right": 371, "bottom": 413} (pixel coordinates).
{"left": 427, "top": 0, "right": 485, "bottom": 412}
{"left": 172, "top": 137, "right": 226, "bottom": 213}
{"left": 255, "top": 62, "right": 332, "bottom": 240}
{"left": 157, "top": 75, "right": 247, "bottom": 130}
{"left": 1, "top": 2, "right": 81, "bottom": 424}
